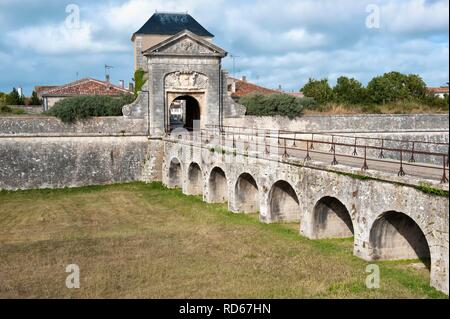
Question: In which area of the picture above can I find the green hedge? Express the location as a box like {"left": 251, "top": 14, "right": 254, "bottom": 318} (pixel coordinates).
{"left": 239, "top": 93, "right": 316, "bottom": 118}
{"left": 47, "top": 95, "right": 135, "bottom": 123}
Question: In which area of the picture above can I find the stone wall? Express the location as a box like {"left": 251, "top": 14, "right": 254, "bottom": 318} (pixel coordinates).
{"left": 0, "top": 116, "right": 147, "bottom": 136}
{"left": 225, "top": 114, "right": 449, "bottom": 133}
{"left": 0, "top": 136, "right": 151, "bottom": 190}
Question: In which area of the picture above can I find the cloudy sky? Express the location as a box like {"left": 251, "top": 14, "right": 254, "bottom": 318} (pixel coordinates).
{"left": 0, "top": 0, "right": 448, "bottom": 95}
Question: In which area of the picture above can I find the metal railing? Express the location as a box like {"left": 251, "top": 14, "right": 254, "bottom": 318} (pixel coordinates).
{"left": 167, "top": 125, "right": 449, "bottom": 184}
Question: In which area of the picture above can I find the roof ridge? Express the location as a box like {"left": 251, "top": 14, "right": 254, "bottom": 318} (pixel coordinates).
{"left": 42, "top": 78, "right": 131, "bottom": 96}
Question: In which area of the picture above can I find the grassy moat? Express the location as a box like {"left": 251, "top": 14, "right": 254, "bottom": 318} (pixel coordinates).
{"left": 0, "top": 182, "right": 446, "bottom": 298}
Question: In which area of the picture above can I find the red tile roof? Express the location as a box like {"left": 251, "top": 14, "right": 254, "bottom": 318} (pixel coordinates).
{"left": 229, "top": 77, "right": 280, "bottom": 98}
{"left": 428, "top": 87, "right": 449, "bottom": 94}
{"left": 35, "top": 85, "right": 59, "bottom": 97}
{"left": 41, "top": 78, "right": 131, "bottom": 97}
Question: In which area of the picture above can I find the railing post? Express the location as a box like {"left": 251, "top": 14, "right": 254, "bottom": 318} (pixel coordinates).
{"left": 352, "top": 137, "right": 358, "bottom": 156}
{"left": 329, "top": 135, "right": 335, "bottom": 153}
{"left": 398, "top": 150, "right": 406, "bottom": 177}
{"left": 379, "top": 139, "right": 385, "bottom": 159}
{"left": 331, "top": 140, "right": 338, "bottom": 165}
{"left": 441, "top": 155, "right": 448, "bottom": 183}
{"left": 305, "top": 140, "right": 311, "bottom": 161}
{"left": 283, "top": 138, "right": 288, "bottom": 158}
{"left": 310, "top": 134, "right": 314, "bottom": 150}
{"left": 409, "top": 142, "right": 416, "bottom": 163}
{"left": 362, "top": 146, "right": 369, "bottom": 170}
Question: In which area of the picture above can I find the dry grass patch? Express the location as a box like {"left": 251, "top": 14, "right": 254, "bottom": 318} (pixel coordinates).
{"left": 0, "top": 183, "right": 446, "bottom": 299}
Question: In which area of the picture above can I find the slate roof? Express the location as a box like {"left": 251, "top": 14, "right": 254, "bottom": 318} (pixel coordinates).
{"left": 133, "top": 13, "right": 214, "bottom": 39}
{"left": 41, "top": 78, "right": 131, "bottom": 97}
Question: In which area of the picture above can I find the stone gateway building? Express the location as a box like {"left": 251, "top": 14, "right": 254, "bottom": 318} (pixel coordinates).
{"left": 127, "top": 13, "right": 245, "bottom": 134}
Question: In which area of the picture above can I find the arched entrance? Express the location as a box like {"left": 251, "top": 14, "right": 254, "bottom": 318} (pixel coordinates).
{"left": 269, "top": 180, "right": 300, "bottom": 222}
{"left": 313, "top": 196, "right": 354, "bottom": 239}
{"left": 235, "top": 173, "right": 259, "bottom": 213}
{"left": 187, "top": 162, "right": 203, "bottom": 195}
{"left": 369, "top": 211, "right": 431, "bottom": 268}
{"left": 208, "top": 167, "right": 228, "bottom": 203}
{"left": 169, "top": 95, "right": 201, "bottom": 132}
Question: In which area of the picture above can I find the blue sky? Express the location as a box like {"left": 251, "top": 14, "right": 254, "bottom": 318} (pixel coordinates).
{"left": 0, "top": 0, "right": 448, "bottom": 95}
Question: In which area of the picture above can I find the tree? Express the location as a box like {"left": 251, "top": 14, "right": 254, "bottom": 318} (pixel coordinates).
{"left": 366, "top": 71, "right": 413, "bottom": 104}
{"left": 300, "top": 78, "right": 333, "bottom": 105}
{"left": 404, "top": 74, "right": 427, "bottom": 100}
{"left": 30, "top": 91, "right": 42, "bottom": 105}
{"left": 333, "top": 76, "right": 366, "bottom": 104}
{"left": 6, "top": 88, "right": 25, "bottom": 105}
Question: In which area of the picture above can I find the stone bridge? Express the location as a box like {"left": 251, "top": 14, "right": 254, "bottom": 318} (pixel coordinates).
{"left": 161, "top": 132, "right": 449, "bottom": 295}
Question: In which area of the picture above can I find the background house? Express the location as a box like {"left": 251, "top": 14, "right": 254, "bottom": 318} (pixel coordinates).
{"left": 428, "top": 86, "right": 449, "bottom": 99}
{"left": 40, "top": 78, "right": 131, "bottom": 111}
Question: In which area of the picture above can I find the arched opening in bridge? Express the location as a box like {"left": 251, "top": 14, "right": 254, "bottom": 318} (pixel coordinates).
{"left": 168, "top": 158, "right": 182, "bottom": 188}
{"left": 169, "top": 95, "right": 200, "bottom": 132}
{"left": 313, "top": 197, "right": 354, "bottom": 239}
{"left": 208, "top": 167, "right": 228, "bottom": 203}
{"left": 269, "top": 180, "right": 300, "bottom": 222}
{"left": 187, "top": 163, "right": 203, "bottom": 195}
{"left": 235, "top": 173, "right": 259, "bottom": 213}
{"left": 369, "top": 211, "right": 431, "bottom": 269}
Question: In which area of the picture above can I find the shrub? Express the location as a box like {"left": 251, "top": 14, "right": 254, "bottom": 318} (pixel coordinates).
{"left": 0, "top": 105, "right": 12, "bottom": 113}
{"left": 134, "top": 69, "right": 146, "bottom": 96}
{"left": 47, "top": 94, "right": 135, "bottom": 123}
{"left": 240, "top": 93, "right": 315, "bottom": 118}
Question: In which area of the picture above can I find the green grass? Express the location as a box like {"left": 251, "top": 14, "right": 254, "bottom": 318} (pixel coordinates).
{"left": 0, "top": 182, "right": 446, "bottom": 299}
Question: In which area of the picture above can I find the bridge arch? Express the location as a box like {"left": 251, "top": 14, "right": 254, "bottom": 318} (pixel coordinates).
{"left": 234, "top": 173, "right": 259, "bottom": 213}
{"left": 168, "top": 157, "right": 182, "bottom": 188}
{"left": 187, "top": 162, "right": 203, "bottom": 195}
{"left": 268, "top": 180, "right": 300, "bottom": 222}
{"left": 313, "top": 196, "right": 354, "bottom": 239}
{"left": 208, "top": 166, "right": 228, "bottom": 203}
{"left": 369, "top": 211, "right": 431, "bottom": 268}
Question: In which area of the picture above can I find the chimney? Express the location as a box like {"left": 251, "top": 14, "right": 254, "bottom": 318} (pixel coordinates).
{"left": 241, "top": 76, "right": 247, "bottom": 82}
{"left": 129, "top": 82, "right": 134, "bottom": 92}
{"left": 119, "top": 80, "right": 125, "bottom": 89}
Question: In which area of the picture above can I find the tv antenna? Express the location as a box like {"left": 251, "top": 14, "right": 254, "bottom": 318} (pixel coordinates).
{"left": 229, "top": 54, "right": 240, "bottom": 76}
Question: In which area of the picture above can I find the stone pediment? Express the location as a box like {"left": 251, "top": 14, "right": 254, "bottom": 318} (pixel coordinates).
{"left": 144, "top": 30, "right": 227, "bottom": 58}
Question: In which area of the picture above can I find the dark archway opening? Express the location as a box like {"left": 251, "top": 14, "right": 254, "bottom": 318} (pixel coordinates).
{"left": 187, "top": 163, "right": 203, "bottom": 195}
{"left": 269, "top": 180, "right": 300, "bottom": 222}
{"left": 313, "top": 196, "right": 354, "bottom": 239}
{"left": 235, "top": 173, "right": 259, "bottom": 213}
{"left": 168, "top": 158, "right": 182, "bottom": 188}
{"left": 369, "top": 211, "right": 431, "bottom": 269}
{"left": 209, "top": 167, "right": 228, "bottom": 203}
{"left": 169, "top": 95, "right": 200, "bottom": 132}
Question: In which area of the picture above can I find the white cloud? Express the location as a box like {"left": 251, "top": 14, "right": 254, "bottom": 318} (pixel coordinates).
{"left": 8, "top": 22, "right": 128, "bottom": 54}
{"left": 381, "top": 0, "right": 449, "bottom": 33}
